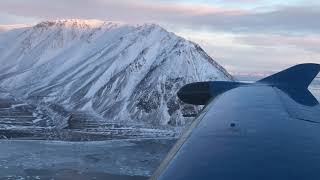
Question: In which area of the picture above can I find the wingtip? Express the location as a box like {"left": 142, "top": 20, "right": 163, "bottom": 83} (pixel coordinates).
{"left": 295, "top": 63, "right": 320, "bottom": 70}
{"left": 258, "top": 63, "right": 320, "bottom": 88}
{"left": 291, "top": 63, "right": 320, "bottom": 68}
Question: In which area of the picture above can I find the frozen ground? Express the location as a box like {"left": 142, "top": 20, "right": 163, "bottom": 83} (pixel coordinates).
{"left": 0, "top": 138, "right": 175, "bottom": 179}
{"left": 0, "top": 91, "right": 178, "bottom": 179}
{"left": 0, "top": 91, "right": 178, "bottom": 141}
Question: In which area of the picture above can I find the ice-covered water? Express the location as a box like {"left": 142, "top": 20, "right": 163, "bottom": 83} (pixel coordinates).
{"left": 0, "top": 138, "right": 175, "bottom": 179}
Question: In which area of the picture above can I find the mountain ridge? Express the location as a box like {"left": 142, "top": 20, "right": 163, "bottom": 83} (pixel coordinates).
{"left": 0, "top": 19, "right": 233, "bottom": 130}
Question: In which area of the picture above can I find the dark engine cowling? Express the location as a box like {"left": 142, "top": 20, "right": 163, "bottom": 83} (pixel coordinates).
{"left": 177, "top": 81, "right": 245, "bottom": 105}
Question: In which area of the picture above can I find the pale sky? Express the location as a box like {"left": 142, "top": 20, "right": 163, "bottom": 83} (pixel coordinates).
{"left": 0, "top": 0, "right": 319, "bottom": 73}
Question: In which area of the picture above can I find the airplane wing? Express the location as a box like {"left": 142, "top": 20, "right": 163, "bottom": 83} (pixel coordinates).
{"left": 152, "top": 63, "right": 320, "bottom": 180}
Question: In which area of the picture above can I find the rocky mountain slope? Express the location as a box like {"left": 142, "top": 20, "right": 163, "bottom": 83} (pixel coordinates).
{"left": 0, "top": 19, "right": 233, "bottom": 131}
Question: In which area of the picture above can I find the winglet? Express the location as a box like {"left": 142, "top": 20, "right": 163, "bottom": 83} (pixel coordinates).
{"left": 257, "top": 63, "right": 320, "bottom": 89}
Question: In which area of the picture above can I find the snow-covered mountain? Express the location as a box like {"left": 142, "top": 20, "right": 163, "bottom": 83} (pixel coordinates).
{"left": 0, "top": 19, "right": 233, "bottom": 129}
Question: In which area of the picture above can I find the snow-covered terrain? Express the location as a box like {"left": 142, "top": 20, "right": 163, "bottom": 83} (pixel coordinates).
{"left": 0, "top": 19, "right": 232, "bottom": 133}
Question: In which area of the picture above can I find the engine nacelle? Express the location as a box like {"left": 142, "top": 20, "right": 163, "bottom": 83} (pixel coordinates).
{"left": 177, "top": 81, "right": 245, "bottom": 105}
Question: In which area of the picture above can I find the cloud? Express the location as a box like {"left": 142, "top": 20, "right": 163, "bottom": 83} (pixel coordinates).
{"left": 176, "top": 30, "right": 320, "bottom": 72}
{"left": 0, "top": 0, "right": 246, "bottom": 21}
{"left": 217, "top": 0, "right": 263, "bottom": 3}
{"left": 0, "top": 12, "right": 40, "bottom": 24}
{"left": 235, "top": 34, "right": 320, "bottom": 53}
{"left": 183, "top": 5, "right": 320, "bottom": 34}
{"left": 1, "top": 0, "right": 319, "bottom": 34}
{"left": 201, "top": 41, "right": 320, "bottom": 73}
